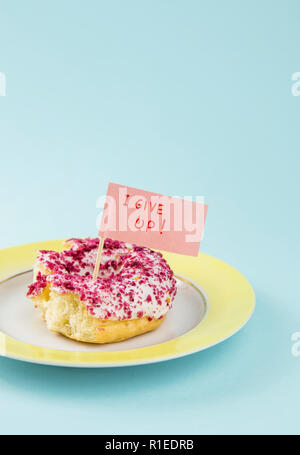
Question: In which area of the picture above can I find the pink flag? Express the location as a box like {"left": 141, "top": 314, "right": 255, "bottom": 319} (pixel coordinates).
{"left": 98, "top": 182, "right": 208, "bottom": 256}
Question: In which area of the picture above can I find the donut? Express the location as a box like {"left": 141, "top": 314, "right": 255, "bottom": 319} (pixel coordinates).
{"left": 27, "top": 238, "right": 177, "bottom": 343}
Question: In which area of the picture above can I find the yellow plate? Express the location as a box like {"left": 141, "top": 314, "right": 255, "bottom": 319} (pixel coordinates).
{"left": 0, "top": 240, "right": 255, "bottom": 367}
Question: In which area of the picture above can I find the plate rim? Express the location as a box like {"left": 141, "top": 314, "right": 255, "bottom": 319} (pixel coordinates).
{"left": 0, "top": 240, "right": 255, "bottom": 367}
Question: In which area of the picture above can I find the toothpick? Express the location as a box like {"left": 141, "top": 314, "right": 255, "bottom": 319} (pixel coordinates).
{"left": 92, "top": 237, "right": 105, "bottom": 281}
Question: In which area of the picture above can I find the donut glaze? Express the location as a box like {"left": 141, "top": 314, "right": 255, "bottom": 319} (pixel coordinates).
{"left": 27, "top": 238, "right": 177, "bottom": 321}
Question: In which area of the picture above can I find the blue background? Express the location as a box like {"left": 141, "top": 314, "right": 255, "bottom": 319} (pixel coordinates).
{"left": 0, "top": 0, "right": 299, "bottom": 435}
